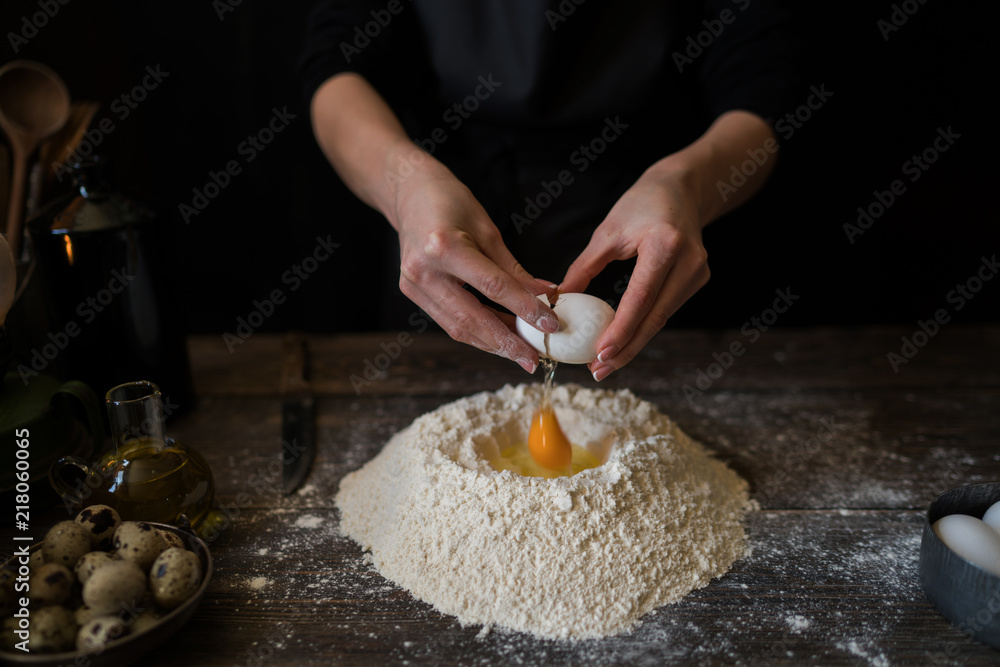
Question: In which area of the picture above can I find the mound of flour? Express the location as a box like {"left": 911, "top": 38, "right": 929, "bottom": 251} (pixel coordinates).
{"left": 335, "top": 383, "right": 753, "bottom": 640}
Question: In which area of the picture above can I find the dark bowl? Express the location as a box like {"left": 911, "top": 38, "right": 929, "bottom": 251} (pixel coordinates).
{"left": 0, "top": 522, "right": 212, "bottom": 666}
{"left": 919, "top": 482, "right": 1000, "bottom": 650}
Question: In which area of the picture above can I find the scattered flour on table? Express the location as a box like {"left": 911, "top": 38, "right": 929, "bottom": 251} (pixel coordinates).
{"left": 335, "top": 383, "right": 755, "bottom": 640}
{"left": 837, "top": 640, "right": 889, "bottom": 667}
{"left": 293, "top": 514, "right": 324, "bottom": 529}
{"left": 785, "top": 614, "right": 810, "bottom": 631}
{"left": 249, "top": 576, "right": 270, "bottom": 590}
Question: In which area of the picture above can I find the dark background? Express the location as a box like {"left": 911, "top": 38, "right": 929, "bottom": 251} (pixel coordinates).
{"left": 2, "top": 1, "right": 997, "bottom": 335}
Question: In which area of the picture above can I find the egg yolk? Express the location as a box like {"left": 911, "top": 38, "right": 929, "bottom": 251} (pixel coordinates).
{"left": 528, "top": 404, "right": 572, "bottom": 471}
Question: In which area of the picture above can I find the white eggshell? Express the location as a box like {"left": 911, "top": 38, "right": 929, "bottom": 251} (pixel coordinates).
{"left": 933, "top": 514, "right": 1000, "bottom": 577}
{"left": 983, "top": 501, "right": 1000, "bottom": 534}
{"left": 515, "top": 293, "right": 615, "bottom": 364}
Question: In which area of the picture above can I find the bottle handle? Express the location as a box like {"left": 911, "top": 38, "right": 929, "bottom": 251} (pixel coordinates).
{"left": 52, "top": 380, "right": 106, "bottom": 452}
{"left": 49, "top": 455, "right": 93, "bottom": 506}
{"left": 48, "top": 380, "right": 106, "bottom": 508}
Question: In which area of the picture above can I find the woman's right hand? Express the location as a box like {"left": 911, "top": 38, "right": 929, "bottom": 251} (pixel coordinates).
{"left": 389, "top": 152, "right": 559, "bottom": 373}
{"left": 311, "top": 73, "right": 556, "bottom": 370}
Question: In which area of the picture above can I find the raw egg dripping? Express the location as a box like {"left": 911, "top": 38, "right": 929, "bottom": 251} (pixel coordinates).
{"left": 527, "top": 356, "right": 572, "bottom": 472}
{"left": 489, "top": 328, "right": 602, "bottom": 478}
{"left": 528, "top": 402, "right": 572, "bottom": 471}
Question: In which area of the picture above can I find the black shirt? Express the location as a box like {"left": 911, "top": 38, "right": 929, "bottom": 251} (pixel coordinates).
{"left": 300, "top": 0, "right": 796, "bottom": 292}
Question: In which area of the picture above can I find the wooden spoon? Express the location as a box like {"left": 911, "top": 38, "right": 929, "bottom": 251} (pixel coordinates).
{"left": 0, "top": 60, "right": 70, "bottom": 258}
{"left": 39, "top": 100, "right": 99, "bottom": 198}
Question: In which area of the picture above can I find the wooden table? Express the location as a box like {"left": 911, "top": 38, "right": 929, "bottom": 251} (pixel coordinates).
{"left": 5, "top": 327, "right": 1000, "bottom": 665}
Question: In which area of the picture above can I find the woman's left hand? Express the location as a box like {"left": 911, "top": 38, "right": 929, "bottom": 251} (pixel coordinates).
{"left": 558, "top": 163, "right": 710, "bottom": 381}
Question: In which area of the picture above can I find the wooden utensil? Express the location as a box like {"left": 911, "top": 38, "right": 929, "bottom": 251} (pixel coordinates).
{"left": 0, "top": 144, "right": 9, "bottom": 234}
{"left": 0, "top": 60, "right": 70, "bottom": 258}
{"left": 39, "top": 100, "right": 99, "bottom": 197}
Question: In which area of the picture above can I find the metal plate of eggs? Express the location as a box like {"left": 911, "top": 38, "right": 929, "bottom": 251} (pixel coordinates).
{"left": 0, "top": 505, "right": 213, "bottom": 665}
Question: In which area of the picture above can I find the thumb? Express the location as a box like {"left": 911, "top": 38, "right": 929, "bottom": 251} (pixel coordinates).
{"left": 559, "top": 236, "right": 615, "bottom": 294}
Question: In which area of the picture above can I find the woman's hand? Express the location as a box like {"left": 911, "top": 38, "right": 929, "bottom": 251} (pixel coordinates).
{"left": 311, "top": 74, "right": 557, "bottom": 372}
{"left": 559, "top": 110, "right": 779, "bottom": 381}
{"left": 391, "top": 157, "right": 559, "bottom": 373}
{"left": 559, "top": 165, "right": 710, "bottom": 381}
{"left": 311, "top": 73, "right": 776, "bottom": 377}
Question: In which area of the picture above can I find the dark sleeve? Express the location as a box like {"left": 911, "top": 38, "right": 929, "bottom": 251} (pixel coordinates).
{"left": 692, "top": 0, "right": 801, "bottom": 129}
{"left": 298, "top": 0, "right": 428, "bottom": 111}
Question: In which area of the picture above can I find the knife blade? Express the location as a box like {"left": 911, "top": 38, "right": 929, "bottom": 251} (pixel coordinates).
{"left": 281, "top": 332, "right": 316, "bottom": 495}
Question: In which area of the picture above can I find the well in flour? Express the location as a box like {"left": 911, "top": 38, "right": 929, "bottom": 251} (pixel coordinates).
{"left": 336, "top": 383, "right": 754, "bottom": 640}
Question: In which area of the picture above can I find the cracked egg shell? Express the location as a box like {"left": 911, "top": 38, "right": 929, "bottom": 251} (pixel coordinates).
{"left": 515, "top": 293, "right": 615, "bottom": 364}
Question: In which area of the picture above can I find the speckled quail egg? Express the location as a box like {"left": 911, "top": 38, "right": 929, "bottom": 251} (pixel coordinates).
{"left": 75, "top": 604, "right": 102, "bottom": 626}
{"left": 30, "top": 605, "right": 78, "bottom": 653}
{"left": 129, "top": 607, "right": 165, "bottom": 636}
{"left": 113, "top": 522, "right": 167, "bottom": 570}
{"left": 42, "top": 520, "right": 92, "bottom": 568}
{"left": 150, "top": 547, "right": 202, "bottom": 610}
{"left": 82, "top": 560, "right": 146, "bottom": 615}
{"left": 75, "top": 505, "right": 121, "bottom": 550}
{"left": 29, "top": 549, "right": 45, "bottom": 570}
{"left": 75, "top": 551, "right": 117, "bottom": 586}
{"left": 30, "top": 563, "right": 74, "bottom": 606}
{"left": 76, "top": 615, "right": 126, "bottom": 653}
{"left": 157, "top": 529, "right": 186, "bottom": 550}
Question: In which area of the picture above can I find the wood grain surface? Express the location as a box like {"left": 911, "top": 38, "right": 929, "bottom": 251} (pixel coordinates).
{"left": 3, "top": 326, "right": 999, "bottom": 665}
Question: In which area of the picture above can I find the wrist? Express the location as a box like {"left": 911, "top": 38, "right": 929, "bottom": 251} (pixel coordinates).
{"left": 372, "top": 141, "right": 440, "bottom": 229}
{"left": 381, "top": 145, "right": 457, "bottom": 231}
{"left": 641, "top": 157, "right": 710, "bottom": 227}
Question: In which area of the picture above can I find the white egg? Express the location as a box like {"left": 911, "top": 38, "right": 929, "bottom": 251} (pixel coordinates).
{"left": 933, "top": 514, "right": 1000, "bottom": 577}
{"left": 515, "top": 293, "right": 615, "bottom": 364}
{"left": 983, "top": 501, "right": 1000, "bottom": 534}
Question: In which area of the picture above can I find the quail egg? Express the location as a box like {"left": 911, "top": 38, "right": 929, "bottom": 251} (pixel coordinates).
{"left": 129, "top": 607, "right": 166, "bottom": 636}
{"left": 76, "top": 505, "right": 121, "bottom": 550}
{"left": 113, "top": 522, "right": 167, "bottom": 570}
{"left": 77, "top": 615, "right": 127, "bottom": 653}
{"left": 150, "top": 547, "right": 202, "bottom": 610}
{"left": 42, "top": 521, "right": 92, "bottom": 569}
{"left": 75, "top": 550, "right": 116, "bottom": 586}
{"left": 31, "top": 605, "right": 78, "bottom": 653}
{"left": 82, "top": 560, "right": 146, "bottom": 615}
{"left": 30, "top": 563, "right": 74, "bottom": 606}
{"left": 158, "top": 528, "right": 186, "bottom": 550}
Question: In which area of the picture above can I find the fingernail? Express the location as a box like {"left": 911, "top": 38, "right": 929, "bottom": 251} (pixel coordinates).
{"left": 538, "top": 315, "right": 559, "bottom": 333}
{"left": 592, "top": 365, "right": 612, "bottom": 382}
{"left": 597, "top": 345, "right": 619, "bottom": 363}
{"left": 517, "top": 358, "right": 537, "bottom": 374}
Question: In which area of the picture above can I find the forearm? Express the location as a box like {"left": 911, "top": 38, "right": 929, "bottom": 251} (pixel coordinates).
{"left": 309, "top": 72, "right": 438, "bottom": 230}
{"left": 647, "top": 110, "right": 778, "bottom": 225}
